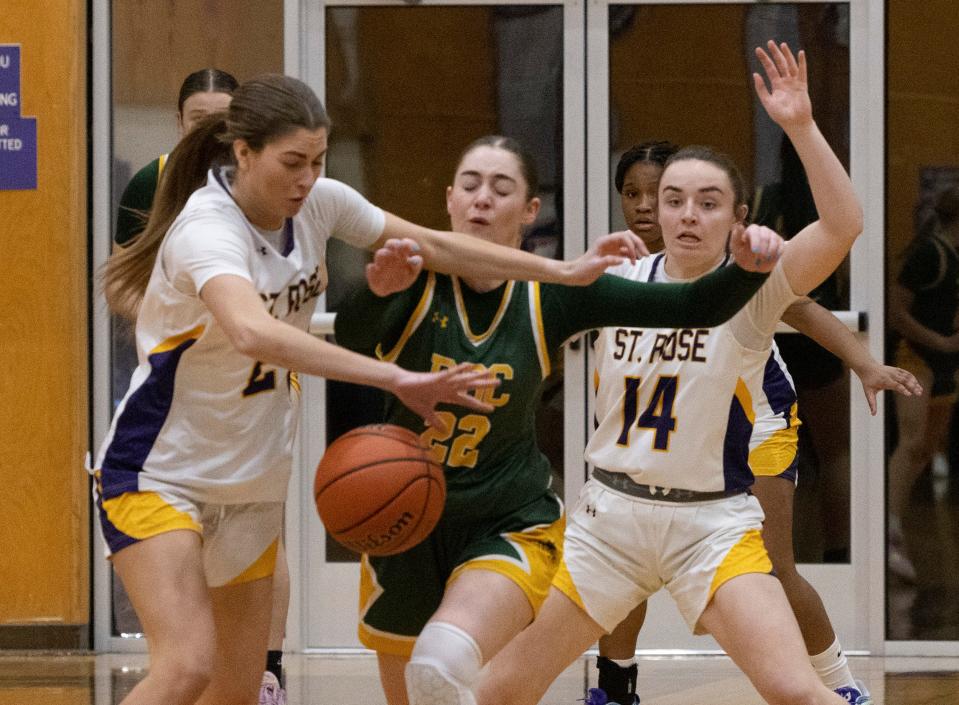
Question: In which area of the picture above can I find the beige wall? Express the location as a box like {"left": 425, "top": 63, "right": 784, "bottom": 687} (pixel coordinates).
{"left": 0, "top": 2, "right": 88, "bottom": 627}
{"left": 112, "top": 0, "right": 283, "bottom": 108}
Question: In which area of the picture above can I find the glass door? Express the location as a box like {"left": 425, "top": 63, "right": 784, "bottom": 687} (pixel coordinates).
{"left": 885, "top": 0, "right": 959, "bottom": 654}
{"left": 294, "top": 0, "right": 589, "bottom": 653}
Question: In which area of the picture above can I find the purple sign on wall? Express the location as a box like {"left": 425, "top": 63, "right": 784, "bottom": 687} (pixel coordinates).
{"left": 0, "top": 45, "right": 38, "bottom": 191}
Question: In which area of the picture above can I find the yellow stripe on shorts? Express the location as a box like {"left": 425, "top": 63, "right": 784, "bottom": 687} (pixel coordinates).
{"left": 357, "top": 555, "right": 418, "bottom": 657}
{"left": 550, "top": 556, "right": 587, "bottom": 613}
{"left": 101, "top": 491, "right": 201, "bottom": 540}
{"left": 708, "top": 528, "right": 772, "bottom": 601}
{"left": 449, "top": 517, "right": 565, "bottom": 617}
{"left": 226, "top": 538, "right": 279, "bottom": 586}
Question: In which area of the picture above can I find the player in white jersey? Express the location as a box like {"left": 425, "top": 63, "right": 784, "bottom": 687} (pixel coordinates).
{"left": 95, "top": 74, "right": 645, "bottom": 705}
{"left": 476, "top": 42, "right": 863, "bottom": 705}
{"left": 593, "top": 142, "right": 918, "bottom": 705}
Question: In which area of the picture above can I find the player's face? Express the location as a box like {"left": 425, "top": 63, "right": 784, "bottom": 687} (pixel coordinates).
{"left": 620, "top": 161, "right": 665, "bottom": 253}
{"left": 234, "top": 126, "right": 328, "bottom": 229}
{"left": 658, "top": 159, "right": 741, "bottom": 275}
{"left": 446, "top": 145, "right": 540, "bottom": 249}
{"left": 177, "top": 91, "right": 232, "bottom": 137}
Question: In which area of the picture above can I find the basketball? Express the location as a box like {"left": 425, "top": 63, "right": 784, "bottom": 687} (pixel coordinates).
{"left": 314, "top": 424, "right": 446, "bottom": 556}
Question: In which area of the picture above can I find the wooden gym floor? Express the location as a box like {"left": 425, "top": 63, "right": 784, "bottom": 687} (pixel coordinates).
{"left": 1, "top": 651, "right": 957, "bottom": 704}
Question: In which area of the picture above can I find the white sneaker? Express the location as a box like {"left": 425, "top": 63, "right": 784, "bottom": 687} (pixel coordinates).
{"left": 834, "top": 679, "right": 872, "bottom": 705}
{"left": 259, "top": 671, "right": 287, "bottom": 705}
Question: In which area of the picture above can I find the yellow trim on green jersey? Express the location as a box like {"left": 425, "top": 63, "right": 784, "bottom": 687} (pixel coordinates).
{"left": 157, "top": 152, "right": 169, "bottom": 178}
{"left": 375, "top": 272, "right": 436, "bottom": 363}
{"left": 528, "top": 281, "right": 551, "bottom": 379}
{"left": 451, "top": 275, "right": 515, "bottom": 345}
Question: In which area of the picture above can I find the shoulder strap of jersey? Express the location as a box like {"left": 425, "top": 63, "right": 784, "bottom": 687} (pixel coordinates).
{"left": 375, "top": 272, "right": 436, "bottom": 363}
{"left": 526, "top": 281, "right": 551, "bottom": 379}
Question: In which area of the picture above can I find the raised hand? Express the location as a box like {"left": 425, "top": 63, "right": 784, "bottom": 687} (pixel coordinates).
{"left": 564, "top": 231, "right": 648, "bottom": 285}
{"left": 854, "top": 362, "right": 923, "bottom": 416}
{"left": 608, "top": 230, "right": 651, "bottom": 258}
{"left": 366, "top": 238, "right": 424, "bottom": 297}
{"left": 753, "top": 40, "right": 813, "bottom": 131}
{"left": 392, "top": 363, "right": 498, "bottom": 433}
{"left": 728, "top": 223, "right": 784, "bottom": 273}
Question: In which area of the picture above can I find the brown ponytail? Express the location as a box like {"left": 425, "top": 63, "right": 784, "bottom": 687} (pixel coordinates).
{"left": 102, "top": 74, "right": 330, "bottom": 320}
{"left": 102, "top": 114, "right": 232, "bottom": 319}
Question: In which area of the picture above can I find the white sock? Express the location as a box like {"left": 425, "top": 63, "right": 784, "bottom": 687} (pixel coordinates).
{"left": 610, "top": 657, "right": 637, "bottom": 669}
{"left": 809, "top": 637, "right": 856, "bottom": 691}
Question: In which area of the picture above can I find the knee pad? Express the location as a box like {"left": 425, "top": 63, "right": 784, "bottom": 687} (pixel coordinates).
{"left": 406, "top": 622, "right": 483, "bottom": 705}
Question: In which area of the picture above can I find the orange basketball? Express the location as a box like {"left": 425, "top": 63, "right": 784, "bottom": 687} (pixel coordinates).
{"left": 314, "top": 424, "right": 445, "bottom": 557}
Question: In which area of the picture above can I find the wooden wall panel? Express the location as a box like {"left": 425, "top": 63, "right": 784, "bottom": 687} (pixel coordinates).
{"left": 887, "top": 0, "right": 959, "bottom": 265}
{"left": 343, "top": 7, "right": 498, "bottom": 231}
{"left": 0, "top": 2, "right": 88, "bottom": 625}
{"left": 112, "top": 0, "right": 283, "bottom": 107}
{"left": 610, "top": 5, "right": 754, "bottom": 186}
{"left": 610, "top": 5, "right": 849, "bottom": 198}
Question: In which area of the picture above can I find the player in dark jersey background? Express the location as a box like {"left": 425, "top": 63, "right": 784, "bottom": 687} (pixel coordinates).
{"left": 888, "top": 184, "right": 959, "bottom": 587}
{"left": 114, "top": 68, "right": 237, "bottom": 247}
{"left": 335, "top": 135, "right": 784, "bottom": 705}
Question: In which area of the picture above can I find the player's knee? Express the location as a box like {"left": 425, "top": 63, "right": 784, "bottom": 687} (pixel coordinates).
{"left": 406, "top": 622, "right": 482, "bottom": 705}
{"left": 152, "top": 654, "right": 213, "bottom": 702}
{"left": 148, "top": 628, "right": 216, "bottom": 701}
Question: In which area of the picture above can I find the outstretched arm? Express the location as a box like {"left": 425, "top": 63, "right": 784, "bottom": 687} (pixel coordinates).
{"left": 545, "top": 226, "right": 784, "bottom": 346}
{"left": 374, "top": 214, "right": 647, "bottom": 286}
{"left": 753, "top": 41, "right": 863, "bottom": 296}
{"left": 782, "top": 297, "right": 922, "bottom": 414}
{"left": 201, "top": 274, "right": 494, "bottom": 432}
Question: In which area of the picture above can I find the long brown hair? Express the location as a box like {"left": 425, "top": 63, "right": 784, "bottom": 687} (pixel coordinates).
{"left": 102, "top": 74, "right": 330, "bottom": 320}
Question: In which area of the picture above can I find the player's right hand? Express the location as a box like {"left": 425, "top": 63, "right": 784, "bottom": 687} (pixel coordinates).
{"left": 393, "top": 363, "right": 498, "bottom": 433}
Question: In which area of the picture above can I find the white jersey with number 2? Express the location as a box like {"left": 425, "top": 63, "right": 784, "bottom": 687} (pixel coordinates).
{"left": 94, "top": 168, "right": 384, "bottom": 504}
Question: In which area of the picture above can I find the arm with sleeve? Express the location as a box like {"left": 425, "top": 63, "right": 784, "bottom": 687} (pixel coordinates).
{"left": 540, "top": 264, "right": 769, "bottom": 349}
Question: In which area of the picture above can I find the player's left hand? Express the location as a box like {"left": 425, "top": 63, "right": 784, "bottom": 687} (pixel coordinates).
{"left": 855, "top": 363, "right": 923, "bottom": 416}
{"left": 753, "top": 40, "right": 813, "bottom": 131}
{"left": 729, "top": 223, "right": 784, "bottom": 273}
{"left": 366, "top": 238, "right": 423, "bottom": 297}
